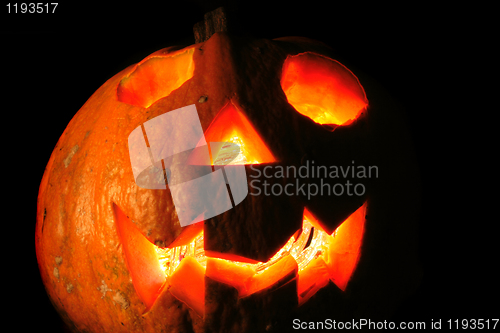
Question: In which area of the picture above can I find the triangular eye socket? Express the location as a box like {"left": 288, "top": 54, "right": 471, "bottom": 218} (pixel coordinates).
{"left": 281, "top": 52, "right": 368, "bottom": 125}
{"left": 117, "top": 48, "right": 195, "bottom": 108}
{"left": 202, "top": 102, "right": 276, "bottom": 165}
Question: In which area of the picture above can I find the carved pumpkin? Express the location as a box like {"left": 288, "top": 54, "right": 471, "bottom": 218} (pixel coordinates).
{"left": 36, "top": 13, "right": 420, "bottom": 332}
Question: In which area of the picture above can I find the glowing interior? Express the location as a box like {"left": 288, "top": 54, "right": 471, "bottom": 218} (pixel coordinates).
{"left": 114, "top": 201, "right": 366, "bottom": 314}
{"left": 115, "top": 49, "right": 370, "bottom": 315}
{"left": 117, "top": 48, "right": 195, "bottom": 108}
{"left": 202, "top": 102, "right": 276, "bottom": 165}
{"left": 155, "top": 212, "right": 329, "bottom": 276}
{"left": 281, "top": 52, "right": 368, "bottom": 125}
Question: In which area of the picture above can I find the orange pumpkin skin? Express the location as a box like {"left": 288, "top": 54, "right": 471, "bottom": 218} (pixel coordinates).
{"left": 36, "top": 32, "right": 421, "bottom": 332}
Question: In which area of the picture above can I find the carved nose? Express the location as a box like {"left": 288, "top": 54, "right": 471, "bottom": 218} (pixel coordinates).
{"left": 202, "top": 101, "right": 276, "bottom": 165}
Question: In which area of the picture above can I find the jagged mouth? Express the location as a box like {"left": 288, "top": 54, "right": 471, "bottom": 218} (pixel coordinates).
{"left": 156, "top": 212, "right": 329, "bottom": 277}
{"left": 114, "top": 202, "right": 366, "bottom": 316}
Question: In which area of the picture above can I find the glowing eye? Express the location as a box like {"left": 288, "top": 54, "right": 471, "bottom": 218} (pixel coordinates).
{"left": 117, "top": 48, "right": 195, "bottom": 108}
{"left": 281, "top": 52, "right": 368, "bottom": 125}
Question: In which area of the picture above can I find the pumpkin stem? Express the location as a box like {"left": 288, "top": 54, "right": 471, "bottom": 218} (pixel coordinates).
{"left": 193, "top": 6, "right": 229, "bottom": 43}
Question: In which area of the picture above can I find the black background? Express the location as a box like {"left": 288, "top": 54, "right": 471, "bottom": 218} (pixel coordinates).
{"left": 4, "top": 1, "right": 496, "bottom": 331}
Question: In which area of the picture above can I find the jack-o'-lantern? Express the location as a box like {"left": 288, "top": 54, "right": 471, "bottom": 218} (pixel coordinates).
{"left": 36, "top": 7, "right": 421, "bottom": 333}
